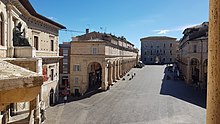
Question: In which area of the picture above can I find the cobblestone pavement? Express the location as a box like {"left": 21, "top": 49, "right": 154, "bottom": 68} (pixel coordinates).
{"left": 45, "top": 65, "right": 206, "bottom": 124}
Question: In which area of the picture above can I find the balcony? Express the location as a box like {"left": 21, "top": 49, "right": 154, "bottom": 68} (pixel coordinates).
{"left": 0, "top": 60, "right": 43, "bottom": 111}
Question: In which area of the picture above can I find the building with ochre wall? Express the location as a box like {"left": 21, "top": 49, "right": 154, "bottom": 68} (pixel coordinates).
{"left": 0, "top": 0, "right": 65, "bottom": 123}
{"left": 177, "top": 22, "right": 208, "bottom": 90}
{"left": 70, "top": 31, "right": 139, "bottom": 96}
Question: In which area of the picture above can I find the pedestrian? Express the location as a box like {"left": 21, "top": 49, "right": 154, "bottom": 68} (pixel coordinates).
{"left": 64, "top": 95, "right": 67, "bottom": 104}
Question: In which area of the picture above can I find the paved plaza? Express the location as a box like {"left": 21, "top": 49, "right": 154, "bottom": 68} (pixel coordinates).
{"left": 45, "top": 65, "right": 206, "bottom": 124}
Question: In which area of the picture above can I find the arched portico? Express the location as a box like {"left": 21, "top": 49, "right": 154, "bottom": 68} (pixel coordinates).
{"left": 87, "top": 62, "right": 102, "bottom": 92}
{"left": 190, "top": 58, "right": 200, "bottom": 84}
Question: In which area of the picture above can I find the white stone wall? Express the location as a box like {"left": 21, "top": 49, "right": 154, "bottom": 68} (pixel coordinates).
{"left": 141, "top": 39, "right": 178, "bottom": 64}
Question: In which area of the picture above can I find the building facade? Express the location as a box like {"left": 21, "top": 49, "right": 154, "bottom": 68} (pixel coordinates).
{"left": 70, "top": 31, "right": 138, "bottom": 96}
{"left": 0, "top": 0, "right": 65, "bottom": 123}
{"left": 140, "top": 36, "right": 178, "bottom": 64}
{"left": 59, "top": 42, "right": 71, "bottom": 96}
{"left": 177, "top": 22, "right": 208, "bottom": 89}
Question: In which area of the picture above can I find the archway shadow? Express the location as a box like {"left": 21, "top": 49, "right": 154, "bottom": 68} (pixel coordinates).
{"left": 160, "top": 66, "right": 207, "bottom": 108}
{"left": 55, "top": 87, "right": 104, "bottom": 106}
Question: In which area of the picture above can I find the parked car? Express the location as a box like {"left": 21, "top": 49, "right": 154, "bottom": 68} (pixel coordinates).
{"left": 135, "top": 61, "right": 145, "bottom": 68}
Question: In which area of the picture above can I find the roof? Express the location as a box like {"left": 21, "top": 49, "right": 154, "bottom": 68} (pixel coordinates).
{"left": 19, "top": 0, "right": 66, "bottom": 29}
{"left": 140, "top": 36, "right": 177, "bottom": 41}
{"left": 180, "top": 22, "right": 208, "bottom": 42}
{"left": 74, "top": 31, "right": 134, "bottom": 46}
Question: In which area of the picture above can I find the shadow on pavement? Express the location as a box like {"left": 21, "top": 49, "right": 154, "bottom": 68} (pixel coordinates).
{"left": 55, "top": 88, "right": 104, "bottom": 106}
{"left": 160, "top": 66, "right": 207, "bottom": 108}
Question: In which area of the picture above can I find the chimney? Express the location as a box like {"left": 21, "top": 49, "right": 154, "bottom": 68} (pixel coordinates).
{"left": 86, "top": 29, "right": 89, "bottom": 34}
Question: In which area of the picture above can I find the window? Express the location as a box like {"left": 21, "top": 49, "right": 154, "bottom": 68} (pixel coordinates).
{"left": 63, "top": 68, "right": 68, "bottom": 74}
{"left": 92, "top": 47, "right": 97, "bottom": 54}
{"left": 164, "top": 44, "right": 165, "bottom": 48}
{"left": 144, "top": 52, "right": 146, "bottom": 55}
{"left": 63, "top": 59, "right": 68, "bottom": 64}
{"left": 151, "top": 50, "right": 152, "bottom": 55}
{"left": 74, "top": 65, "right": 81, "bottom": 71}
{"left": 63, "top": 49, "right": 68, "bottom": 53}
{"left": 164, "top": 50, "right": 165, "bottom": 55}
{"left": 193, "top": 45, "right": 197, "bottom": 53}
{"left": 150, "top": 58, "right": 153, "bottom": 61}
{"left": 157, "top": 50, "right": 159, "bottom": 54}
{"left": 51, "top": 69, "right": 54, "bottom": 81}
{"left": 170, "top": 50, "right": 172, "bottom": 55}
{"left": 63, "top": 49, "right": 68, "bottom": 56}
{"left": 74, "top": 77, "right": 79, "bottom": 84}
{"left": 170, "top": 43, "right": 172, "bottom": 47}
{"left": 163, "top": 58, "right": 165, "bottom": 61}
{"left": 51, "top": 40, "right": 54, "bottom": 51}
{"left": 34, "top": 36, "right": 38, "bottom": 50}
{"left": 170, "top": 58, "right": 172, "bottom": 61}
{"left": 144, "top": 58, "right": 146, "bottom": 61}
{"left": 0, "top": 15, "right": 3, "bottom": 46}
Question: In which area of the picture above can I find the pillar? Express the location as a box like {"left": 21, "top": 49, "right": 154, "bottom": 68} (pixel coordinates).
{"left": 186, "top": 60, "right": 191, "bottom": 84}
{"left": 101, "top": 66, "right": 108, "bottom": 90}
{"left": 207, "top": 0, "right": 220, "bottom": 123}
{"left": 6, "top": 3, "right": 14, "bottom": 58}
{"left": 29, "top": 95, "right": 40, "bottom": 124}
{"left": 108, "top": 65, "right": 112, "bottom": 85}
{"left": 116, "top": 62, "right": 120, "bottom": 80}
{"left": 112, "top": 63, "right": 116, "bottom": 82}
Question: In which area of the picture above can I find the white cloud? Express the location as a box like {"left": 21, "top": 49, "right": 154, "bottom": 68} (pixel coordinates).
{"left": 47, "top": 16, "right": 58, "bottom": 21}
{"left": 154, "top": 23, "right": 201, "bottom": 35}
{"left": 154, "top": 29, "right": 170, "bottom": 34}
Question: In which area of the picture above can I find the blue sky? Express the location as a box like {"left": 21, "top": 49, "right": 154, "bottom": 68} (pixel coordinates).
{"left": 29, "top": 0, "right": 208, "bottom": 49}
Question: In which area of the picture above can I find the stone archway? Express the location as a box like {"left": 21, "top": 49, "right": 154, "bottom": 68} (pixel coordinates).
{"left": 190, "top": 58, "right": 200, "bottom": 84}
{"left": 87, "top": 62, "right": 102, "bottom": 91}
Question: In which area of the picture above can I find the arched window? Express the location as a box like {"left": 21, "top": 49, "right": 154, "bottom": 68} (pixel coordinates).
{"left": 0, "top": 14, "right": 4, "bottom": 46}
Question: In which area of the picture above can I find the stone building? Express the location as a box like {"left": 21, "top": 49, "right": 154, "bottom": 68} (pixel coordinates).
{"left": 0, "top": 0, "right": 65, "bottom": 123}
{"left": 140, "top": 36, "right": 178, "bottom": 64}
{"left": 177, "top": 22, "right": 208, "bottom": 89}
{"left": 59, "top": 42, "right": 71, "bottom": 96}
{"left": 70, "top": 31, "right": 139, "bottom": 96}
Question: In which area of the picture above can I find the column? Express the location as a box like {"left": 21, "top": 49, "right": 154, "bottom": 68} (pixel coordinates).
{"left": 112, "top": 64, "right": 116, "bottom": 82}
{"left": 108, "top": 65, "right": 112, "bottom": 85}
{"left": 6, "top": 4, "right": 14, "bottom": 58}
{"left": 101, "top": 66, "right": 108, "bottom": 91}
{"left": 186, "top": 60, "right": 191, "bottom": 84}
{"left": 29, "top": 95, "right": 40, "bottom": 124}
{"left": 116, "top": 62, "right": 120, "bottom": 80}
{"left": 207, "top": 0, "right": 220, "bottom": 123}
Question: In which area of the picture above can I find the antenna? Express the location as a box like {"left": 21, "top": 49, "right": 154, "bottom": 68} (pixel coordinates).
{"left": 61, "top": 29, "right": 85, "bottom": 33}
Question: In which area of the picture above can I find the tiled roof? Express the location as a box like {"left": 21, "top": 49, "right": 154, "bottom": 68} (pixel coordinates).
{"left": 75, "top": 31, "right": 134, "bottom": 46}
{"left": 140, "top": 36, "right": 177, "bottom": 41}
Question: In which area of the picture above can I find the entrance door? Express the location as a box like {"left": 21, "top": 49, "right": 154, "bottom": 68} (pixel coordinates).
{"left": 49, "top": 89, "right": 54, "bottom": 106}
{"left": 75, "top": 89, "right": 80, "bottom": 97}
